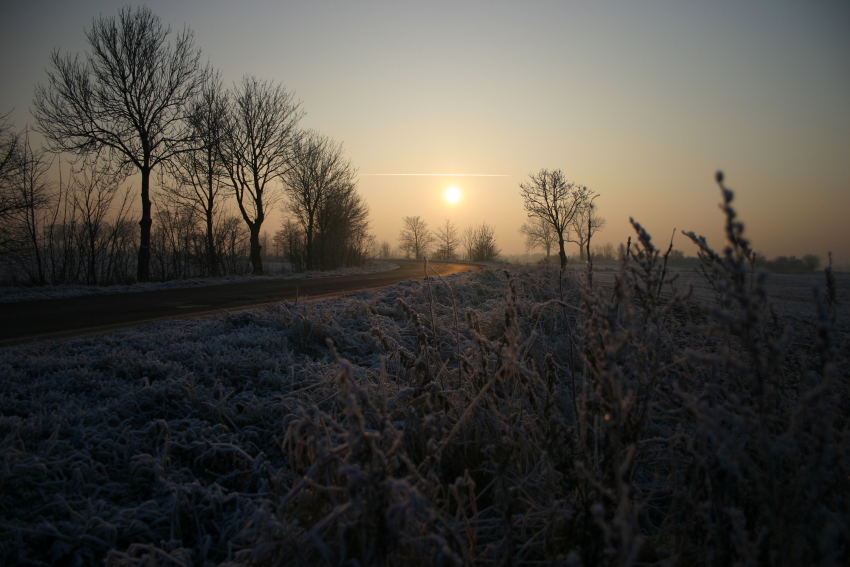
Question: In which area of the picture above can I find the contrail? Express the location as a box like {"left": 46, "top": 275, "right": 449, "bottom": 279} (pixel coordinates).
{"left": 360, "top": 173, "right": 508, "bottom": 177}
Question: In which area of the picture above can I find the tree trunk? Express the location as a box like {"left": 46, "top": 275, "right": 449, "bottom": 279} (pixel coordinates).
{"left": 305, "top": 215, "right": 315, "bottom": 271}
{"left": 249, "top": 224, "right": 263, "bottom": 275}
{"left": 137, "top": 166, "right": 152, "bottom": 282}
{"left": 558, "top": 237, "right": 568, "bottom": 269}
{"left": 88, "top": 229, "right": 97, "bottom": 285}
{"left": 206, "top": 214, "right": 218, "bottom": 277}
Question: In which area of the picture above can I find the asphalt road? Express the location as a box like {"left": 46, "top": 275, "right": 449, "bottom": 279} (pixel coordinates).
{"left": 0, "top": 260, "right": 480, "bottom": 346}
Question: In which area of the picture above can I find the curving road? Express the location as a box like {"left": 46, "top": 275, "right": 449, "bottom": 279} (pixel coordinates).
{"left": 0, "top": 260, "right": 480, "bottom": 346}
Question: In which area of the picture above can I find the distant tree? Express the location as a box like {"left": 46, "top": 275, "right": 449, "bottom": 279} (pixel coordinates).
{"left": 276, "top": 219, "right": 305, "bottom": 272}
{"left": 214, "top": 213, "right": 251, "bottom": 275}
{"left": 520, "top": 169, "right": 593, "bottom": 269}
{"left": 592, "top": 242, "right": 616, "bottom": 261}
{"left": 760, "top": 254, "right": 821, "bottom": 273}
{"left": 150, "top": 200, "right": 200, "bottom": 280}
{"left": 398, "top": 216, "right": 433, "bottom": 259}
{"left": 803, "top": 254, "right": 821, "bottom": 272}
{"left": 519, "top": 216, "right": 556, "bottom": 258}
{"left": 463, "top": 222, "right": 500, "bottom": 262}
{"left": 33, "top": 6, "right": 205, "bottom": 281}
{"left": 433, "top": 219, "right": 460, "bottom": 260}
{"left": 667, "top": 248, "right": 682, "bottom": 262}
{"left": 379, "top": 241, "right": 392, "bottom": 259}
{"left": 567, "top": 198, "right": 605, "bottom": 260}
{"left": 219, "top": 75, "right": 302, "bottom": 275}
{"left": 71, "top": 154, "right": 128, "bottom": 285}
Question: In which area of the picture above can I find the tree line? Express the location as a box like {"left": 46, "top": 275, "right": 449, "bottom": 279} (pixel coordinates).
{"left": 0, "top": 6, "right": 370, "bottom": 286}
{"left": 384, "top": 216, "right": 500, "bottom": 262}
{"left": 516, "top": 169, "right": 828, "bottom": 273}
{"left": 386, "top": 168, "right": 602, "bottom": 265}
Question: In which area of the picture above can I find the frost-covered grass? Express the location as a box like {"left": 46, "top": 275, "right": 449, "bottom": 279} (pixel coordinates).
{"left": 0, "top": 262, "right": 399, "bottom": 303}
{"left": 1, "top": 188, "right": 848, "bottom": 566}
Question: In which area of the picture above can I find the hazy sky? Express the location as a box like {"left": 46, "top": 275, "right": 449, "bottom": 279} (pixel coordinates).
{"left": 2, "top": 1, "right": 849, "bottom": 263}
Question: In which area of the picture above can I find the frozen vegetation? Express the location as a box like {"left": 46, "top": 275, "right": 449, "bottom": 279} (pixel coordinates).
{"left": 1, "top": 193, "right": 848, "bottom": 565}
{"left": 0, "top": 262, "right": 399, "bottom": 304}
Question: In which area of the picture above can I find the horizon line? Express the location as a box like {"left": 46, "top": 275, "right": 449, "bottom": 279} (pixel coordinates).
{"left": 360, "top": 173, "right": 508, "bottom": 177}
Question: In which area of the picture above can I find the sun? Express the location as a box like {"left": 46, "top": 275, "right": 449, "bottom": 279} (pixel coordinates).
{"left": 445, "top": 186, "right": 461, "bottom": 204}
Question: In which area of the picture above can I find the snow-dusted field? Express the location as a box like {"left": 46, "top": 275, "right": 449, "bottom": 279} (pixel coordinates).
{"left": 1, "top": 260, "right": 847, "bottom": 565}
{"left": 0, "top": 262, "right": 399, "bottom": 303}
{"left": 594, "top": 267, "right": 850, "bottom": 329}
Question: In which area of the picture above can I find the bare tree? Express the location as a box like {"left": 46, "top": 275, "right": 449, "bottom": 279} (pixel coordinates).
{"left": 378, "top": 241, "right": 392, "bottom": 259}
{"left": 0, "top": 113, "right": 23, "bottom": 224}
{"left": 462, "top": 222, "right": 500, "bottom": 262}
{"left": 398, "top": 216, "right": 433, "bottom": 259}
{"left": 282, "top": 131, "right": 358, "bottom": 271}
{"left": 275, "top": 220, "right": 305, "bottom": 272}
{"left": 592, "top": 242, "right": 616, "bottom": 261}
{"left": 220, "top": 76, "right": 302, "bottom": 275}
{"left": 433, "top": 219, "right": 459, "bottom": 260}
{"left": 157, "top": 72, "right": 227, "bottom": 277}
{"left": 567, "top": 198, "right": 605, "bottom": 260}
{"left": 163, "top": 72, "right": 229, "bottom": 276}
{"left": 519, "top": 169, "right": 593, "bottom": 269}
{"left": 519, "top": 216, "right": 556, "bottom": 258}
{"left": 71, "top": 154, "right": 126, "bottom": 284}
{"left": 33, "top": 6, "right": 204, "bottom": 282}
{"left": 215, "top": 213, "right": 251, "bottom": 275}
{"left": 313, "top": 182, "right": 371, "bottom": 269}
{"left": 3, "top": 131, "right": 54, "bottom": 284}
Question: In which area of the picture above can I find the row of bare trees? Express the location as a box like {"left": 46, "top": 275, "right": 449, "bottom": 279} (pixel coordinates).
{"left": 0, "top": 118, "right": 254, "bottom": 285}
{"left": 3, "top": 6, "right": 370, "bottom": 286}
{"left": 395, "top": 216, "right": 500, "bottom": 262}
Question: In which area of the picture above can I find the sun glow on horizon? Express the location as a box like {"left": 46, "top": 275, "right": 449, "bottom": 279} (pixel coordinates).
{"left": 445, "top": 186, "right": 462, "bottom": 204}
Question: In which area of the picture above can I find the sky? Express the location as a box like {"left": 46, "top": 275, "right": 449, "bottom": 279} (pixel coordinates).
{"left": 2, "top": 1, "right": 849, "bottom": 264}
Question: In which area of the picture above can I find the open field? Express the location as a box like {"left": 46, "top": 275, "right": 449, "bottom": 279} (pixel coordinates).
{"left": 1, "top": 226, "right": 848, "bottom": 565}
{"left": 594, "top": 268, "right": 850, "bottom": 327}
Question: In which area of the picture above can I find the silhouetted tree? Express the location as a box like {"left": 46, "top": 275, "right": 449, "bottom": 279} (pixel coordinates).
{"left": 803, "top": 254, "right": 821, "bottom": 272}
{"left": 592, "top": 242, "right": 616, "bottom": 261}
{"left": 519, "top": 216, "right": 556, "bottom": 258}
{"left": 33, "top": 6, "right": 205, "bottom": 281}
{"left": 163, "top": 72, "right": 229, "bottom": 277}
{"left": 462, "top": 222, "right": 500, "bottom": 262}
{"left": 214, "top": 214, "right": 251, "bottom": 275}
{"left": 2, "top": 132, "right": 53, "bottom": 284}
{"left": 70, "top": 154, "right": 128, "bottom": 284}
{"left": 0, "top": 113, "right": 23, "bottom": 226}
{"left": 398, "top": 216, "right": 433, "bottom": 259}
{"left": 282, "top": 131, "right": 364, "bottom": 270}
{"left": 276, "top": 220, "right": 305, "bottom": 272}
{"left": 520, "top": 169, "right": 593, "bottom": 269}
{"left": 219, "top": 76, "right": 302, "bottom": 275}
{"left": 433, "top": 219, "right": 459, "bottom": 260}
{"left": 313, "top": 182, "right": 371, "bottom": 269}
{"left": 567, "top": 198, "right": 604, "bottom": 260}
